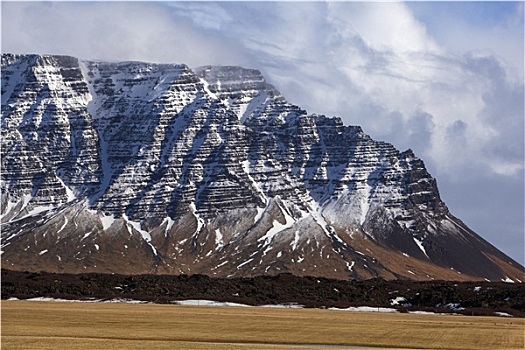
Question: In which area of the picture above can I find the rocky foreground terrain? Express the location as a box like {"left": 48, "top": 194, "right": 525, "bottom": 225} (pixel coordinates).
{"left": 2, "top": 269, "right": 524, "bottom": 317}
{"left": 1, "top": 54, "right": 524, "bottom": 281}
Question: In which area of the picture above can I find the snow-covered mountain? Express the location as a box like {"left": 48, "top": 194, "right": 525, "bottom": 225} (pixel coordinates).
{"left": 1, "top": 54, "right": 523, "bottom": 281}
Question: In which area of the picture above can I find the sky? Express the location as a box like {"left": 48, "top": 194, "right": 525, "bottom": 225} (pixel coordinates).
{"left": 2, "top": 1, "right": 524, "bottom": 266}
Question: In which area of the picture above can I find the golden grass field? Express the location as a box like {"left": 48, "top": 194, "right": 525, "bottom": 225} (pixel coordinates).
{"left": 2, "top": 300, "right": 524, "bottom": 350}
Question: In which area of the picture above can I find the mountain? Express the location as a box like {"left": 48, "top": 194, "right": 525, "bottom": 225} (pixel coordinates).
{"left": 1, "top": 54, "right": 523, "bottom": 282}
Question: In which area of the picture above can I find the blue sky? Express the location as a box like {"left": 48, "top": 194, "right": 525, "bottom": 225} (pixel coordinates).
{"left": 2, "top": 1, "right": 524, "bottom": 266}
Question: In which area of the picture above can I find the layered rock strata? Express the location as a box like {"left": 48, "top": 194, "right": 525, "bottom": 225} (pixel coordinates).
{"left": 1, "top": 54, "right": 523, "bottom": 281}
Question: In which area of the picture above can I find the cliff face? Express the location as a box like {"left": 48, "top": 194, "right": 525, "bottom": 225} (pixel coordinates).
{"left": 1, "top": 54, "right": 523, "bottom": 281}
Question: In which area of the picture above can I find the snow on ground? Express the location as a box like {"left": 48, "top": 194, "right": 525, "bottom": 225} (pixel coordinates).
{"left": 408, "top": 311, "right": 456, "bottom": 315}
{"left": 236, "top": 258, "right": 254, "bottom": 269}
{"left": 101, "top": 298, "right": 150, "bottom": 304}
{"left": 10, "top": 298, "right": 500, "bottom": 316}
{"left": 329, "top": 306, "right": 398, "bottom": 313}
{"left": 122, "top": 214, "right": 151, "bottom": 241}
{"left": 21, "top": 297, "right": 149, "bottom": 303}
{"left": 215, "top": 260, "right": 228, "bottom": 268}
{"left": 24, "top": 205, "right": 55, "bottom": 218}
{"left": 0, "top": 200, "right": 17, "bottom": 221}
{"left": 214, "top": 228, "right": 224, "bottom": 249}
{"left": 56, "top": 216, "right": 69, "bottom": 235}
{"left": 55, "top": 174, "right": 76, "bottom": 202}
{"left": 20, "top": 298, "right": 304, "bottom": 309}
{"left": 359, "top": 183, "right": 372, "bottom": 225}
{"left": 444, "top": 303, "right": 465, "bottom": 311}
{"left": 291, "top": 230, "right": 301, "bottom": 251}
{"left": 258, "top": 202, "right": 295, "bottom": 246}
{"left": 189, "top": 202, "right": 205, "bottom": 236}
{"left": 100, "top": 213, "right": 116, "bottom": 230}
{"left": 240, "top": 91, "right": 268, "bottom": 123}
{"left": 173, "top": 300, "right": 250, "bottom": 307}
{"left": 390, "top": 297, "right": 407, "bottom": 306}
{"left": 82, "top": 230, "right": 94, "bottom": 240}
{"left": 259, "top": 303, "right": 304, "bottom": 309}
{"left": 494, "top": 312, "right": 513, "bottom": 317}
{"left": 199, "top": 78, "right": 218, "bottom": 100}
{"left": 413, "top": 237, "right": 428, "bottom": 258}
{"left": 159, "top": 216, "right": 176, "bottom": 237}
{"left": 122, "top": 214, "right": 158, "bottom": 256}
{"left": 242, "top": 159, "right": 268, "bottom": 207}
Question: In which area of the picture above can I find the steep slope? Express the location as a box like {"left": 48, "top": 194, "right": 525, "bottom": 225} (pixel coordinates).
{"left": 1, "top": 54, "right": 523, "bottom": 281}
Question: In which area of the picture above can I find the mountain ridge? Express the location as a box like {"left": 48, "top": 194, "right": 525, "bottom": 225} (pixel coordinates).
{"left": 1, "top": 53, "right": 523, "bottom": 282}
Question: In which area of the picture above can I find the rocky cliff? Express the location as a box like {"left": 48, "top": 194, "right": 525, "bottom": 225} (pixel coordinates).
{"left": 1, "top": 54, "right": 523, "bottom": 281}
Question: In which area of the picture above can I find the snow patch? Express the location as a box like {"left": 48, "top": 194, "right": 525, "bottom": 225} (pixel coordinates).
{"left": 359, "top": 183, "right": 372, "bottom": 225}
{"left": 494, "top": 312, "right": 513, "bottom": 317}
{"left": 100, "top": 214, "right": 116, "bottom": 230}
{"left": 408, "top": 311, "right": 453, "bottom": 316}
{"left": 174, "top": 300, "right": 250, "bottom": 307}
{"left": 214, "top": 228, "right": 224, "bottom": 249}
{"left": 258, "top": 202, "right": 295, "bottom": 246}
{"left": 216, "top": 260, "right": 228, "bottom": 268}
{"left": 38, "top": 250, "right": 48, "bottom": 255}
{"left": 390, "top": 296, "right": 411, "bottom": 307}
{"left": 242, "top": 160, "right": 268, "bottom": 207}
{"left": 81, "top": 231, "right": 93, "bottom": 240}
{"left": 122, "top": 214, "right": 157, "bottom": 256}
{"left": 444, "top": 303, "right": 464, "bottom": 311}
{"left": 56, "top": 216, "right": 69, "bottom": 234}
{"left": 189, "top": 202, "right": 205, "bottom": 236}
{"left": 260, "top": 303, "right": 304, "bottom": 309}
{"left": 291, "top": 230, "right": 301, "bottom": 251}
{"left": 199, "top": 78, "right": 218, "bottom": 100}
{"left": 55, "top": 174, "right": 76, "bottom": 202}
{"left": 413, "top": 237, "right": 429, "bottom": 258}
{"left": 22, "top": 297, "right": 151, "bottom": 304}
{"left": 240, "top": 91, "right": 268, "bottom": 123}
{"left": 163, "top": 216, "right": 175, "bottom": 237}
{"left": 253, "top": 207, "right": 265, "bottom": 225}
{"left": 330, "top": 306, "right": 398, "bottom": 313}
{"left": 236, "top": 258, "right": 254, "bottom": 269}
{"left": 123, "top": 215, "right": 151, "bottom": 241}
{"left": 25, "top": 205, "right": 54, "bottom": 218}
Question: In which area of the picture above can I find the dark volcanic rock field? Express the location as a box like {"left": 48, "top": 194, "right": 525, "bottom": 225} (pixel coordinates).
{"left": 2, "top": 269, "right": 524, "bottom": 317}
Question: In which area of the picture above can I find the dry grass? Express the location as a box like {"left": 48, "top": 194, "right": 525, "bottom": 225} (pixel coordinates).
{"left": 2, "top": 300, "right": 524, "bottom": 350}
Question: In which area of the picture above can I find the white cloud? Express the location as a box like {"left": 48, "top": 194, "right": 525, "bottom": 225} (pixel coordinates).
{"left": 408, "top": 1, "right": 524, "bottom": 82}
{"left": 326, "top": 2, "right": 441, "bottom": 54}
{"left": 1, "top": 1, "right": 251, "bottom": 66}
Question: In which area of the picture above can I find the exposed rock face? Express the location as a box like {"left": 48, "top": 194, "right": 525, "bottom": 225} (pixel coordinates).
{"left": 1, "top": 54, "right": 523, "bottom": 281}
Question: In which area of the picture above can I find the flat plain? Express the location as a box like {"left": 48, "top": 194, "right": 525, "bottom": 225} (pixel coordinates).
{"left": 2, "top": 300, "right": 524, "bottom": 350}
